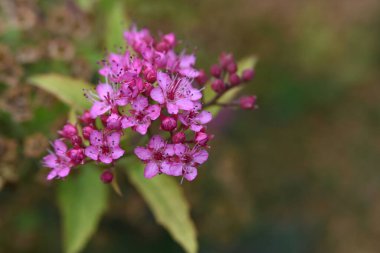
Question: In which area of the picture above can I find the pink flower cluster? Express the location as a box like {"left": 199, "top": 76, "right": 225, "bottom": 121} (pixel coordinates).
{"left": 43, "top": 26, "right": 256, "bottom": 183}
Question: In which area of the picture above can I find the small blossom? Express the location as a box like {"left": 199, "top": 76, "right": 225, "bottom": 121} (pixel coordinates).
{"left": 121, "top": 95, "right": 161, "bottom": 135}
{"left": 87, "top": 83, "right": 129, "bottom": 118}
{"left": 58, "top": 123, "right": 78, "bottom": 139}
{"left": 134, "top": 135, "right": 168, "bottom": 179}
{"left": 150, "top": 72, "right": 202, "bottom": 114}
{"left": 172, "top": 132, "right": 186, "bottom": 144}
{"left": 161, "top": 144, "right": 208, "bottom": 181}
{"left": 229, "top": 73, "right": 241, "bottom": 86}
{"left": 179, "top": 107, "right": 212, "bottom": 132}
{"left": 85, "top": 130, "right": 124, "bottom": 164}
{"left": 43, "top": 140, "right": 72, "bottom": 180}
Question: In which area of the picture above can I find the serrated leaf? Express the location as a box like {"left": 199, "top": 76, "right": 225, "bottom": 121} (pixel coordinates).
{"left": 28, "top": 74, "right": 92, "bottom": 111}
{"left": 58, "top": 166, "right": 108, "bottom": 253}
{"left": 204, "top": 56, "right": 257, "bottom": 115}
{"left": 126, "top": 162, "right": 198, "bottom": 253}
{"left": 105, "top": 1, "right": 130, "bottom": 50}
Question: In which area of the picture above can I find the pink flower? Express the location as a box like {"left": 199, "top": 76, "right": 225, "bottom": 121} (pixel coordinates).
{"left": 239, "top": 95, "right": 257, "bottom": 110}
{"left": 87, "top": 83, "right": 129, "bottom": 118}
{"left": 150, "top": 72, "right": 202, "bottom": 114}
{"left": 99, "top": 51, "right": 142, "bottom": 83}
{"left": 134, "top": 135, "right": 169, "bottom": 179}
{"left": 124, "top": 26, "right": 154, "bottom": 54}
{"left": 85, "top": 130, "right": 124, "bottom": 164}
{"left": 121, "top": 95, "right": 161, "bottom": 135}
{"left": 178, "top": 103, "right": 212, "bottom": 132}
{"left": 43, "top": 140, "right": 72, "bottom": 180}
{"left": 161, "top": 144, "right": 208, "bottom": 181}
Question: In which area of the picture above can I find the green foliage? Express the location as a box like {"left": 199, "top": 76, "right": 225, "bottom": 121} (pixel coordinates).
{"left": 58, "top": 166, "right": 108, "bottom": 253}
{"left": 126, "top": 162, "right": 198, "bottom": 253}
{"left": 28, "top": 74, "right": 92, "bottom": 111}
{"left": 105, "top": 1, "right": 130, "bottom": 50}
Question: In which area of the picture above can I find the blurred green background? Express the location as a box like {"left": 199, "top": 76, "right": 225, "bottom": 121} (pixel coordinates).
{"left": 1, "top": 0, "right": 380, "bottom": 252}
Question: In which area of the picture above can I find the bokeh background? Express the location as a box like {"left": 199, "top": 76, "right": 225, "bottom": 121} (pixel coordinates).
{"left": 1, "top": 0, "right": 380, "bottom": 252}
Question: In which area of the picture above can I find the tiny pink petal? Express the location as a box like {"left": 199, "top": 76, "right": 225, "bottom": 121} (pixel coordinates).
{"left": 144, "top": 162, "right": 159, "bottom": 179}
{"left": 150, "top": 87, "right": 165, "bottom": 104}
{"left": 85, "top": 146, "right": 99, "bottom": 160}
{"left": 134, "top": 147, "right": 152, "bottom": 160}
{"left": 184, "top": 166, "right": 197, "bottom": 181}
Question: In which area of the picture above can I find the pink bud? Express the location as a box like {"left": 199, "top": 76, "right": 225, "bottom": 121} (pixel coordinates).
{"left": 79, "top": 110, "right": 94, "bottom": 125}
{"left": 156, "top": 41, "right": 169, "bottom": 52}
{"left": 100, "top": 170, "right": 113, "bottom": 184}
{"left": 242, "top": 69, "right": 254, "bottom": 81}
{"left": 172, "top": 132, "right": 186, "bottom": 143}
{"left": 59, "top": 123, "right": 77, "bottom": 139}
{"left": 239, "top": 96, "right": 257, "bottom": 110}
{"left": 163, "top": 33, "right": 176, "bottom": 47}
{"left": 229, "top": 73, "right": 241, "bottom": 86}
{"left": 70, "top": 135, "right": 83, "bottom": 147}
{"left": 226, "top": 62, "right": 237, "bottom": 74}
{"left": 210, "top": 64, "right": 222, "bottom": 78}
{"left": 82, "top": 126, "right": 94, "bottom": 140}
{"left": 161, "top": 116, "right": 177, "bottom": 132}
{"left": 219, "top": 52, "right": 234, "bottom": 68}
{"left": 100, "top": 115, "right": 108, "bottom": 126}
{"left": 195, "top": 132, "right": 210, "bottom": 146}
{"left": 211, "top": 79, "right": 225, "bottom": 93}
{"left": 145, "top": 69, "right": 157, "bottom": 83}
{"left": 67, "top": 147, "right": 85, "bottom": 165}
{"left": 195, "top": 69, "right": 208, "bottom": 85}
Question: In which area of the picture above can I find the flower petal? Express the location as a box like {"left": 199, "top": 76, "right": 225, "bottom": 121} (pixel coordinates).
{"left": 121, "top": 116, "right": 136, "bottom": 129}
{"left": 43, "top": 154, "right": 58, "bottom": 168}
{"left": 193, "top": 149, "right": 208, "bottom": 164}
{"left": 47, "top": 170, "right": 57, "bottom": 180}
{"left": 147, "top": 105, "right": 161, "bottom": 120}
{"left": 157, "top": 72, "right": 171, "bottom": 90}
{"left": 85, "top": 146, "right": 99, "bottom": 161}
{"left": 167, "top": 102, "right": 179, "bottom": 114}
{"left": 132, "top": 95, "right": 149, "bottom": 111}
{"left": 54, "top": 140, "right": 67, "bottom": 155}
{"left": 150, "top": 87, "right": 165, "bottom": 104}
{"left": 107, "top": 132, "right": 121, "bottom": 147}
{"left": 111, "top": 147, "right": 124, "bottom": 160}
{"left": 176, "top": 99, "right": 193, "bottom": 111}
{"left": 134, "top": 147, "right": 152, "bottom": 160}
{"left": 135, "top": 123, "right": 149, "bottom": 135}
{"left": 148, "top": 135, "right": 165, "bottom": 150}
{"left": 99, "top": 153, "right": 113, "bottom": 164}
{"left": 96, "top": 83, "right": 114, "bottom": 100}
{"left": 90, "top": 101, "right": 111, "bottom": 118}
{"left": 195, "top": 111, "right": 212, "bottom": 124}
{"left": 144, "top": 162, "right": 159, "bottom": 179}
{"left": 58, "top": 167, "right": 71, "bottom": 178}
{"left": 184, "top": 166, "right": 197, "bottom": 181}
{"left": 89, "top": 130, "right": 103, "bottom": 146}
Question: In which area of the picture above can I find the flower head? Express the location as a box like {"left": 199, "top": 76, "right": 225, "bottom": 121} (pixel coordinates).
{"left": 43, "top": 140, "right": 72, "bottom": 180}
{"left": 85, "top": 130, "right": 124, "bottom": 164}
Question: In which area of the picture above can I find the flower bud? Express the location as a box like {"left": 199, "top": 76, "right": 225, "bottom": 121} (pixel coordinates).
{"left": 172, "top": 132, "right": 186, "bottom": 143}
{"left": 195, "top": 131, "right": 210, "bottom": 146}
{"left": 70, "top": 135, "right": 83, "bottom": 147}
{"left": 219, "top": 52, "right": 234, "bottom": 68}
{"left": 58, "top": 123, "right": 77, "bottom": 139}
{"left": 239, "top": 96, "right": 257, "bottom": 110}
{"left": 80, "top": 110, "right": 94, "bottom": 125}
{"left": 226, "top": 62, "right": 237, "bottom": 74}
{"left": 145, "top": 69, "right": 157, "bottom": 83}
{"left": 211, "top": 79, "right": 225, "bottom": 93}
{"left": 242, "top": 69, "right": 254, "bottom": 81}
{"left": 229, "top": 73, "right": 241, "bottom": 86}
{"left": 67, "top": 147, "right": 85, "bottom": 165}
{"left": 82, "top": 125, "right": 94, "bottom": 140}
{"left": 210, "top": 64, "right": 222, "bottom": 78}
{"left": 156, "top": 41, "right": 169, "bottom": 52}
{"left": 100, "top": 170, "right": 113, "bottom": 184}
{"left": 161, "top": 116, "right": 177, "bottom": 132}
{"left": 195, "top": 69, "right": 208, "bottom": 85}
{"left": 163, "top": 33, "right": 176, "bottom": 47}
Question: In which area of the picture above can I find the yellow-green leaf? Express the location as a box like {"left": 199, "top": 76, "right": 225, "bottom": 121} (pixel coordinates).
{"left": 29, "top": 74, "right": 92, "bottom": 111}
{"left": 58, "top": 166, "right": 108, "bottom": 253}
{"left": 126, "top": 162, "right": 198, "bottom": 253}
{"left": 105, "top": 1, "right": 130, "bottom": 50}
{"left": 205, "top": 56, "right": 258, "bottom": 115}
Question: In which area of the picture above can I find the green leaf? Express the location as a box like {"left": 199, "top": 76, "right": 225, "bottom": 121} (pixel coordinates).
{"left": 204, "top": 56, "right": 258, "bottom": 115}
{"left": 76, "top": 0, "right": 97, "bottom": 11}
{"left": 28, "top": 74, "right": 92, "bottom": 111}
{"left": 105, "top": 1, "right": 130, "bottom": 50}
{"left": 126, "top": 162, "right": 198, "bottom": 253}
{"left": 58, "top": 166, "right": 108, "bottom": 253}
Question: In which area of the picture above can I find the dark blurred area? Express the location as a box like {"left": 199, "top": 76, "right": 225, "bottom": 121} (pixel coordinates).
{"left": 1, "top": 0, "right": 380, "bottom": 252}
